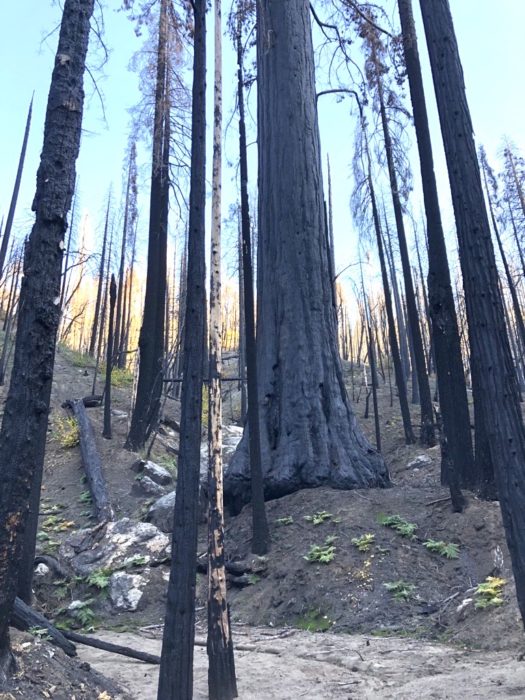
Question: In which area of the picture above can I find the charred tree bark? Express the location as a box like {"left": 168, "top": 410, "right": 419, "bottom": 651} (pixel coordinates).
{"left": 0, "top": 0, "right": 94, "bottom": 680}
{"left": 88, "top": 192, "right": 110, "bottom": 357}
{"left": 420, "top": 0, "right": 525, "bottom": 626}
{"left": 398, "top": 0, "right": 471, "bottom": 503}
{"left": 233, "top": 25, "right": 270, "bottom": 549}
{"left": 157, "top": 1, "right": 207, "bottom": 697}
{"left": 0, "top": 97, "right": 33, "bottom": 280}
{"left": 364, "top": 130, "right": 414, "bottom": 444}
{"left": 127, "top": 1, "right": 170, "bottom": 451}
{"left": 103, "top": 275, "right": 116, "bottom": 440}
{"left": 66, "top": 399, "right": 114, "bottom": 522}
{"left": 224, "top": 0, "right": 389, "bottom": 513}
{"left": 376, "top": 69, "right": 435, "bottom": 446}
{"left": 113, "top": 143, "right": 136, "bottom": 368}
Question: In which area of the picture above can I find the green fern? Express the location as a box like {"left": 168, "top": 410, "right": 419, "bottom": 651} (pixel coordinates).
{"left": 304, "top": 511, "right": 333, "bottom": 525}
{"left": 384, "top": 580, "right": 415, "bottom": 602}
{"left": 304, "top": 537, "right": 336, "bottom": 564}
{"left": 423, "top": 539, "right": 459, "bottom": 559}
{"left": 474, "top": 576, "right": 506, "bottom": 609}
{"left": 351, "top": 533, "right": 375, "bottom": 552}
{"left": 377, "top": 513, "right": 417, "bottom": 539}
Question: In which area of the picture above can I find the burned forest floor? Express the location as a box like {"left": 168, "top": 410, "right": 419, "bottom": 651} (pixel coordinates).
{"left": 1, "top": 345, "right": 525, "bottom": 699}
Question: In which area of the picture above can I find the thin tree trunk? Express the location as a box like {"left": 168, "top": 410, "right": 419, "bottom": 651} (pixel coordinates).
{"left": 206, "top": 3, "right": 237, "bottom": 694}
{"left": 376, "top": 68, "right": 435, "bottom": 446}
{"left": 88, "top": 193, "right": 111, "bottom": 357}
{"left": 232, "top": 24, "right": 270, "bottom": 551}
{"left": 157, "top": 1, "right": 207, "bottom": 696}
{"left": 0, "top": 97, "right": 33, "bottom": 280}
{"left": 103, "top": 275, "right": 116, "bottom": 440}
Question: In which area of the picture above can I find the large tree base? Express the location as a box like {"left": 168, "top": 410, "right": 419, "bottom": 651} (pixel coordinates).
{"left": 224, "top": 429, "right": 389, "bottom": 515}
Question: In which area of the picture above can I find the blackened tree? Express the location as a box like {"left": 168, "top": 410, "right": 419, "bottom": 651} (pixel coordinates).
{"left": 420, "top": 0, "right": 525, "bottom": 628}
{"left": 397, "top": 0, "right": 471, "bottom": 503}
{"left": 0, "top": 0, "right": 95, "bottom": 680}
{"left": 224, "top": 0, "right": 389, "bottom": 513}
{"left": 0, "top": 97, "right": 33, "bottom": 280}
{"left": 126, "top": 0, "right": 170, "bottom": 451}
{"left": 157, "top": 0, "right": 207, "bottom": 697}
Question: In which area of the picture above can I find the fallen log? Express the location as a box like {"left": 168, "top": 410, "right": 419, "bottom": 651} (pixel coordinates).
{"left": 12, "top": 597, "right": 76, "bottom": 657}
{"left": 62, "top": 630, "right": 161, "bottom": 665}
{"left": 82, "top": 394, "right": 103, "bottom": 408}
{"left": 64, "top": 399, "right": 115, "bottom": 522}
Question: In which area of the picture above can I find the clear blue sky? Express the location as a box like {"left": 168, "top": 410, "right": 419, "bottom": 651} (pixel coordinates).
{"left": 0, "top": 1, "right": 524, "bottom": 289}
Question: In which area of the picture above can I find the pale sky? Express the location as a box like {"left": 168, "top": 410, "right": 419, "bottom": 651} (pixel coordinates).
{"left": 0, "top": 1, "right": 524, "bottom": 295}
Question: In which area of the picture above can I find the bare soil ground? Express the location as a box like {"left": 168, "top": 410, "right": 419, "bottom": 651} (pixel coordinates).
{"left": 77, "top": 626, "right": 525, "bottom": 699}
{"left": 2, "top": 347, "right": 524, "bottom": 698}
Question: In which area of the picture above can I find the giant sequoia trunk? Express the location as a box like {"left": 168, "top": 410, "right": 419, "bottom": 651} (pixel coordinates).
{"left": 0, "top": 0, "right": 94, "bottom": 680}
{"left": 224, "top": 0, "right": 388, "bottom": 513}
{"left": 420, "top": 0, "right": 525, "bottom": 628}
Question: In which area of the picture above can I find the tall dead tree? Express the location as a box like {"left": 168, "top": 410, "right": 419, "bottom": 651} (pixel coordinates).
{"left": 88, "top": 191, "right": 111, "bottom": 357}
{"left": 206, "top": 2, "right": 237, "bottom": 696}
{"left": 420, "top": 0, "right": 525, "bottom": 629}
{"left": 157, "top": 1, "right": 207, "bottom": 697}
{"left": 232, "top": 10, "right": 270, "bottom": 551}
{"left": 127, "top": 0, "right": 170, "bottom": 451}
{"left": 0, "top": 97, "right": 33, "bottom": 281}
{"left": 0, "top": 0, "right": 94, "bottom": 680}
{"left": 397, "top": 0, "right": 471, "bottom": 502}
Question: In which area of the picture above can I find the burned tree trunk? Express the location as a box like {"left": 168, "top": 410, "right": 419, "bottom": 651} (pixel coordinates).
{"left": 66, "top": 399, "right": 114, "bottom": 522}
{"left": 0, "top": 97, "right": 33, "bottom": 280}
{"left": 420, "top": 0, "right": 525, "bottom": 628}
{"left": 397, "top": 0, "right": 471, "bottom": 503}
{"left": 157, "top": 1, "right": 207, "bottom": 697}
{"left": 88, "top": 192, "right": 110, "bottom": 357}
{"left": 224, "top": 0, "right": 389, "bottom": 513}
{"left": 235, "top": 23, "right": 270, "bottom": 551}
{"left": 0, "top": 0, "right": 95, "bottom": 680}
{"left": 103, "top": 275, "right": 116, "bottom": 440}
{"left": 126, "top": 0, "right": 170, "bottom": 451}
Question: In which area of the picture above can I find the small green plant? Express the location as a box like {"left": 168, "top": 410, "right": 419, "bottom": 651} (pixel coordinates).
{"left": 275, "top": 516, "right": 294, "bottom": 526}
{"left": 86, "top": 570, "right": 111, "bottom": 590}
{"left": 304, "top": 511, "right": 333, "bottom": 526}
{"left": 304, "top": 537, "right": 336, "bottom": 564}
{"left": 76, "top": 605, "right": 96, "bottom": 629}
{"left": 42, "top": 515, "right": 75, "bottom": 532}
{"left": 55, "top": 416, "right": 80, "bottom": 449}
{"left": 351, "top": 533, "right": 375, "bottom": 552}
{"left": 295, "top": 610, "right": 332, "bottom": 632}
{"left": 78, "top": 490, "right": 92, "bottom": 505}
{"left": 474, "top": 576, "right": 506, "bottom": 609}
{"left": 378, "top": 513, "right": 417, "bottom": 539}
{"left": 423, "top": 539, "right": 459, "bottom": 559}
{"left": 384, "top": 580, "right": 415, "bottom": 602}
{"left": 248, "top": 574, "right": 260, "bottom": 585}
